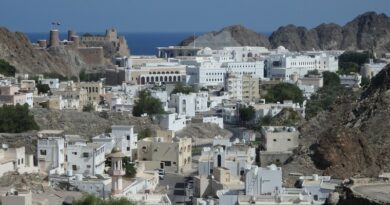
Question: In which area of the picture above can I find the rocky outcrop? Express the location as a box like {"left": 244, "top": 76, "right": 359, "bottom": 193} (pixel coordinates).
{"left": 269, "top": 12, "right": 390, "bottom": 55}
{"left": 0, "top": 27, "right": 87, "bottom": 77}
{"left": 180, "top": 12, "right": 390, "bottom": 55}
{"left": 286, "top": 64, "right": 390, "bottom": 179}
{"left": 178, "top": 25, "right": 270, "bottom": 49}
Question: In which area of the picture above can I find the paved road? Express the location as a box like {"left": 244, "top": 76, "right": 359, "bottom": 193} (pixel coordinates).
{"left": 352, "top": 183, "right": 390, "bottom": 202}
{"left": 157, "top": 173, "right": 193, "bottom": 204}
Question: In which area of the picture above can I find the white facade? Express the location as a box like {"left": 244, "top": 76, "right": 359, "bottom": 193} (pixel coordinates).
{"left": 202, "top": 116, "right": 224, "bottom": 129}
{"left": 159, "top": 113, "right": 187, "bottom": 132}
{"left": 66, "top": 142, "right": 105, "bottom": 176}
{"left": 299, "top": 174, "right": 338, "bottom": 203}
{"left": 245, "top": 165, "right": 282, "bottom": 196}
{"left": 195, "top": 92, "right": 209, "bottom": 112}
{"left": 169, "top": 93, "right": 196, "bottom": 117}
{"left": 261, "top": 126, "right": 299, "bottom": 152}
{"left": 92, "top": 125, "right": 138, "bottom": 158}
{"left": 40, "top": 78, "right": 60, "bottom": 90}
{"left": 267, "top": 53, "right": 338, "bottom": 79}
{"left": 37, "top": 137, "right": 65, "bottom": 175}
{"left": 339, "top": 73, "right": 362, "bottom": 87}
{"left": 225, "top": 74, "right": 243, "bottom": 101}
{"left": 150, "top": 90, "right": 169, "bottom": 111}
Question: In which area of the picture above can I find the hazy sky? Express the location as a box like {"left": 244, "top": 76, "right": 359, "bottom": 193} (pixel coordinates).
{"left": 0, "top": 0, "right": 389, "bottom": 33}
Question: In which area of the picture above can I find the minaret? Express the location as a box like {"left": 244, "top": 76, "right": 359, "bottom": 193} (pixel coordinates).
{"left": 109, "top": 147, "right": 126, "bottom": 195}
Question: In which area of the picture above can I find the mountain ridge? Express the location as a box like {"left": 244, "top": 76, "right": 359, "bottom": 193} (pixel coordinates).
{"left": 179, "top": 12, "right": 390, "bottom": 56}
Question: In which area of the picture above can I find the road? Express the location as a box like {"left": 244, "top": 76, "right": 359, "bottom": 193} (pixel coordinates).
{"left": 352, "top": 183, "right": 390, "bottom": 203}
{"left": 157, "top": 173, "right": 193, "bottom": 204}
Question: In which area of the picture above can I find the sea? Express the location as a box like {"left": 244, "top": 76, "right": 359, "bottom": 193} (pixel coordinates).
{"left": 26, "top": 32, "right": 196, "bottom": 55}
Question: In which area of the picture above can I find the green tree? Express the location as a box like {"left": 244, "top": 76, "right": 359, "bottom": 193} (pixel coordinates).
{"left": 171, "top": 82, "right": 195, "bottom": 94}
{"left": 0, "top": 59, "right": 16, "bottom": 77}
{"left": 338, "top": 51, "right": 369, "bottom": 74}
{"left": 0, "top": 104, "right": 39, "bottom": 133}
{"left": 138, "top": 127, "right": 152, "bottom": 140}
{"left": 132, "top": 90, "right": 164, "bottom": 117}
{"left": 239, "top": 105, "right": 255, "bottom": 122}
{"left": 36, "top": 83, "right": 51, "bottom": 95}
{"left": 122, "top": 157, "right": 137, "bottom": 178}
{"left": 82, "top": 103, "right": 95, "bottom": 112}
{"left": 74, "top": 194, "right": 136, "bottom": 205}
{"left": 265, "top": 83, "right": 304, "bottom": 104}
{"left": 322, "top": 71, "right": 340, "bottom": 87}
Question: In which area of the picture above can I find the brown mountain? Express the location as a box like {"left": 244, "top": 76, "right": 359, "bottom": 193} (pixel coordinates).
{"left": 288, "top": 63, "right": 390, "bottom": 179}
{"left": 178, "top": 25, "right": 270, "bottom": 49}
{"left": 180, "top": 12, "right": 390, "bottom": 56}
{"left": 0, "top": 27, "right": 87, "bottom": 77}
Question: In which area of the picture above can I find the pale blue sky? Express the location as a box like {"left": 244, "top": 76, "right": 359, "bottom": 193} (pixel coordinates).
{"left": 0, "top": 0, "right": 389, "bottom": 33}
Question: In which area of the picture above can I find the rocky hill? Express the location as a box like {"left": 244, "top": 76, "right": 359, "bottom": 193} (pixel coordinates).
{"left": 178, "top": 25, "right": 270, "bottom": 48}
{"left": 284, "top": 63, "right": 390, "bottom": 179}
{"left": 180, "top": 12, "right": 390, "bottom": 55}
{"left": 0, "top": 27, "right": 88, "bottom": 77}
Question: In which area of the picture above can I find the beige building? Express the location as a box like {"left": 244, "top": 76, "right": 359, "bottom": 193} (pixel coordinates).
{"left": 130, "top": 63, "right": 186, "bottom": 85}
{"left": 20, "top": 80, "right": 36, "bottom": 93}
{"left": 0, "top": 190, "right": 32, "bottom": 205}
{"left": 0, "top": 146, "right": 37, "bottom": 177}
{"left": 242, "top": 75, "right": 260, "bottom": 102}
{"left": 261, "top": 126, "right": 299, "bottom": 152}
{"left": 78, "top": 81, "right": 105, "bottom": 105}
{"left": 137, "top": 131, "right": 192, "bottom": 173}
{"left": 52, "top": 81, "right": 88, "bottom": 110}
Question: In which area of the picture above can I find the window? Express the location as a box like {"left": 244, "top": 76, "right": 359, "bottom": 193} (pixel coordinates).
{"left": 83, "top": 152, "right": 89, "bottom": 158}
{"left": 127, "top": 147, "right": 130, "bottom": 151}
{"left": 273, "top": 139, "right": 277, "bottom": 142}
{"left": 127, "top": 135, "right": 130, "bottom": 140}
{"left": 163, "top": 161, "right": 172, "bottom": 166}
{"left": 72, "top": 152, "right": 77, "bottom": 155}
{"left": 40, "top": 150, "right": 47, "bottom": 155}
{"left": 21, "top": 158, "right": 24, "bottom": 164}
{"left": 72, "top": 165, "right": 77, "bottom": 170}
{"left": 287, "top": 139, "right": 291, "bottom": 141}
{"left": 87, "top": 165, "right": 91, "bottom": 168}
{"left": 18, "top": 159, "right": 20, "bottom": 165}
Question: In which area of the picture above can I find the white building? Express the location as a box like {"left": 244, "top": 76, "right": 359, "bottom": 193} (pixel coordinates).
{"left": 159, "top": 113, "right": 187, "bottom": 132}
{"left": 150, "top": 90, "right": 169, "bottom": 111}
{"left": 361, "top": 60, "right": 387, "bottom": 79}
{"left": 202, "top": 116, "right": 224, "bottom": 129}
{"left": 267, "top": 53, "right": 338, "bottom": 80}
{"left": 339, "top": 73, "right": 362, "bottom": 87}
{"left": 225, "top": 73, "right": 243, "bottom": 101}
{"left": 245, "top": 165, "right": 282, "bottom": 196}
{"left": 37, "top": 137, "right": 65, "bottom": 175}
{"left": 92, "top": 125, "right": 138, "bottom": 158}
{"left": 39, "top": 78, "right": 60, "bottom": 90}
{"left": 261, "top": 126, "right": 299, "bottom": 152}
{"left": 195, "top": 92, "right": 209, "bottom": 112}
{"left": 0, "top": 146, "right": 37, "bottom": 177}
{"left": 299, "top": 174, "right": 339, "bottom": 203}
{"left": 66, "top": 141, "right": 105, "bottom": 176}
{"left": 169, "top": 93, "right": 196, "bottom": 117}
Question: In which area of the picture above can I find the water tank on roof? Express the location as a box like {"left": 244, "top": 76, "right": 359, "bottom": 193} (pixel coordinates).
{"left": 67, "top": 169, "right": 73, "bottom": 177}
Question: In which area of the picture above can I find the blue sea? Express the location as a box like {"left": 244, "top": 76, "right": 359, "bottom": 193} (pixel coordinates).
{"left": 27, "top": 32, "right": 195, "bottom": 55}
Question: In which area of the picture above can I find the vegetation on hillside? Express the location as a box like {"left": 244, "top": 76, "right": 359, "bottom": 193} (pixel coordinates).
{"left": 36, "top": 83, "right": 51, "bottom": 95}
{"left": 132, "top": 90, "right": 164, "bottom": 117}
{"left": 239, "top": 105, "right": 255, "bottom": 123}
{"left": 305, "top": 71, "right": 346, "bottom": 119}
{"left": 265, "top": 83, "right": 304, "bottom": 104}
{"left": 82, "top": 103, "right": 95, "bottom": 112}
{"left": 338, "top": 51, "right": 369, "bottom": 74}
{"left": 171, "top": 82, "right": 195, "bottom": 94}
{"left": 138, "top": 127, "right": 152, "bottom": 140}
{"left": 0, "top": 104, "right": 39, "bottom": 133}
{"left": 73, "top": 194, "right": 135, "bottom": 205}
{"left": 0, "top": 59, "right": 16, "bottom": 77}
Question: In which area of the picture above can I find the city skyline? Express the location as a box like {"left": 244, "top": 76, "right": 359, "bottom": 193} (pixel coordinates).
{"left": 0, "top": 0, "right": 389, "bottom": 33}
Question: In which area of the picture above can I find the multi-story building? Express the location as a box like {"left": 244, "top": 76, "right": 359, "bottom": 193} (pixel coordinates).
{"left": 225, "top": 73, "right": 243, "bottom": 101}
{"left": 92, "top": 125, "right": 138, "bottom": 158}
{"left": 261, "top": 126, "right": 299, "bottom": 152}
{"left": 78, "top": 81, "right": 105, "bottom": 105}
{"left": 52, "top": 81, "right": 88, "bottom": 110}
{"left": 267, "top": 53, "right": 338, "bottom": 79}
{"left": 169, "top": 93, "right": 196, "bottom": 117}
{"left": 0, "top": 146, "right": 37, "bottom": 177}
{"left": 137, "top": 134, "right": 192, "bottom": 173}
{"left": 37, "top": 137, "right": 65, "bottom": 175}
{"left": 66, "top": 141, "right": 105, "bottom": 176}
{"left": 245, "top": 165, "right": 282, "bottom": 196}
{"left": 242, "top": 75, "right": 260, "bottom": 102}
{"left": 158, "top": 113, "right": 187, "bottom": 132}
{"left": 130, "top": 62, "right": 186, "bottom": 85}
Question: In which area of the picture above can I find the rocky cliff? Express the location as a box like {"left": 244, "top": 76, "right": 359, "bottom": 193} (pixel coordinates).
{"left": 178, "top": 25, "right": 270, "bottom": 48}
{"left": 180, "top": 12, "right": 390, "bottom": 55}
{"left": 285, "top": 63, "right": 390, "bottom": 179}
{"left": 0, "top": 27, "right": 87, "bottom": 77}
